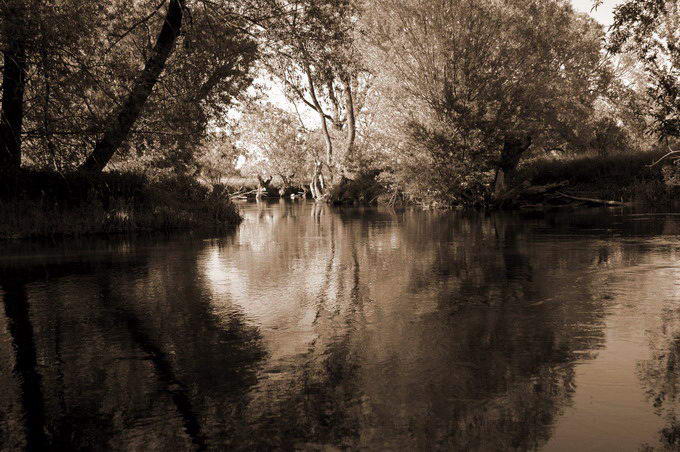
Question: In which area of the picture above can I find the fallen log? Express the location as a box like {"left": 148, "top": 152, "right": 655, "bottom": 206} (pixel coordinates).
{"left": 520, "top": 180, "right": 569, "bottom": 196}
{"left": 554, "top": 192, "right": 628, "bottom": 206}
{"left": 229, "top": 188, "right": 258, "bottom": 199}
{"left": 494, "top": 180, "right": 569, "bottom": 207}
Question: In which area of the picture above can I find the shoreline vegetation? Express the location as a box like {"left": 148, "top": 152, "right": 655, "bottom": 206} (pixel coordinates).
{"left": 1, "top": 149, "right": 678, "bottom": 240}
{"left": 227, "top": 149, "right": 680, "bottom": 208}
{"left": 0, "top": 170, "right": 241, "bottom": 240}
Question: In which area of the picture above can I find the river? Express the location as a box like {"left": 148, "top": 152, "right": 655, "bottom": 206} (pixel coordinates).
{"left": 1, "top": 200, "right": 680, "bottom": 450}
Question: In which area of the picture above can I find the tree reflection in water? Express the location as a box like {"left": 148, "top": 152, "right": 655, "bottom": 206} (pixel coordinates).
{"left": 3, "top": 203, "right": 674, "bottom": 450}
{"left": 639, "top": 306, "right": 680, "bottom": 449}
{"left": 1, "top": 283, "right": 49, "bottom": 451}
{"left": 0, "top": 239, "right": 266, "bottom": 450}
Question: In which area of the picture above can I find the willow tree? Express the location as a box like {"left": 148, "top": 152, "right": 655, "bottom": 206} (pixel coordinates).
{"left": 238, "top": 103, "right": 313, "bottom": 193}
{"left": 362, "top": 0, "right": 612, "bottom": 205}
{"left": 259, "top": 0, "right": 362, "bottom": 199}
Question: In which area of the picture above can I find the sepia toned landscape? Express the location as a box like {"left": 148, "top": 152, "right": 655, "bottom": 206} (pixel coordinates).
{"left": 1, "top": 0, "right": 679, "bottom": 450}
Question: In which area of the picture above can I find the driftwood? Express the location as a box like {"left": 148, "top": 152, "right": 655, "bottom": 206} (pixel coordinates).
{"left": 495, "top": 180, "right": 568, "bottom": 207}
{"left": 229, "top": 188, "right": 259, "bottom": 199}
{"left": 495, "top": 180, "right": 627, "bottom": 209}
{"left": 554, "top": 192, "right": 628, "bottom": 206}
{"left": 520, "top": 181, "right": 569, "bottom": 196}
{"left": 648, "top": 150, "right": 680, "bottom": 167}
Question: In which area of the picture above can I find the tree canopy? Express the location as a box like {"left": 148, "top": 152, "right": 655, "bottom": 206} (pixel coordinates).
{"left": 0, "top": 0, "right": 676, "bottom": 206}
{"left": 603, "top": 0, "right": 679, "bottom": 139}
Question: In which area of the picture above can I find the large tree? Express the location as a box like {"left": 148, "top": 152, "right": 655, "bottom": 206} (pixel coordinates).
{"left": 361, "top": 0, "right": 612, "bottom": 204}
{"left": 238, "top": 103, "right": 313, "bottom": 192}
{"left": 80, "top": 0, "right": 187, "bottom": 172}
{"left": 2, "top": 0, "right": 258, "bottom": 175}
{"left": 259, "top": 0, "right": 363, "bottom": 199}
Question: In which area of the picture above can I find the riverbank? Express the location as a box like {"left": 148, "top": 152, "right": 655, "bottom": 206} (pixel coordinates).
{"left": 0, "top": 170, "right": 241, "bottom": 239}
{"left": 324, "top": 150, "right": 680, "bottom": 208}
{"left": 518, "top": 150, "right": 679, "bottom": 206}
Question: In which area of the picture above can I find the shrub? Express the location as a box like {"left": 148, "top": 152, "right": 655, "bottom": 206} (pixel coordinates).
{"left": 382, "top": 122, "right": 494, "bottom": 208}
{"left": 0, "top": 169, "right": 241, "bottom": 239}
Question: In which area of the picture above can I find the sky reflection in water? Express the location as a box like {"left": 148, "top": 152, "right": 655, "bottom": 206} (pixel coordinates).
{"left": 1, "top": 201, "right": 680, "bottom": 450}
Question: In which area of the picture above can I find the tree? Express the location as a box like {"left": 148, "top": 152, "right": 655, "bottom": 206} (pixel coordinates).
{"left": 602, "top": 0, "right": 679, "bottom": 140}
{"left": 80, "top": 0, "right": 186, "bottom": 173}
{"left": 195, "top": 132, "right": 242, "bottom": 186}
{"left": 258, "top": 0, "right": 362, "bottom": 199}
{"left": 0, "top": 0, "right": 258, "bottom": 176}
{"left": 361, "top": 0, "right": 612, "bottom": 205}
{"left": 238, "top": 103, "right": 313, "bottom": 192}
{"left": 0, "top": 0, "right": 28, "bottom": 172}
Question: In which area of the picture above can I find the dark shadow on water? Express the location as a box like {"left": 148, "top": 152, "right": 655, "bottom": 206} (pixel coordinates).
{"left": 0, "top": 232, "right": 267, "bottom": 450}
{"left": 1, "top": 282, "right": 49, "bottom": 451}
{"left": 96, "top": 277, "right": 207, "bottom": 450}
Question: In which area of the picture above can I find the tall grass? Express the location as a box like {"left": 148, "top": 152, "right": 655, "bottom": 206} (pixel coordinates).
{"left": 0, "top": 170, "right": 241, "bottom": 239}
{"left": 518, "top": 150, "right": 677, "bottom": 203}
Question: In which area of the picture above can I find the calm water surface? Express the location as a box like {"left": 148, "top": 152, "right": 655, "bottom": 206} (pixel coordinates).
{"left": 1, "top": 201, "right": 680, "bottom": 451}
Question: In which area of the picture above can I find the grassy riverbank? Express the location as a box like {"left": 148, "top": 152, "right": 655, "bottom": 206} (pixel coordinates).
{"left": 518, "top": 150, "right": 678, "bottom": 205}
{"left": 0, "top": 170, "right": 241, "bottom": 239}
{"left": 326, "top": 150, "right": 679, "bottom": 208}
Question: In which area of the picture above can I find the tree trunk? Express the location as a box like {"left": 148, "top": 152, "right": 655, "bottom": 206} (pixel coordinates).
{"left": 326, "top": 80, "right": 343, "bottom": 130}
{"left": 310, "top": 160, "right": 325, "bottom": 201}
{"left": 342, "top": 77, "right": 356, "bottom": 169}
{"left": 305, "top": 65, "right": 333, "bottom": 173}
{"left": 0, "top": 0, "right": 27, "bottom": 172}
{"left": 493, "top": 134, "right": 532, "bottom": 197}
{"left": 80, "top": 0, "right": 185, "bottom": 173}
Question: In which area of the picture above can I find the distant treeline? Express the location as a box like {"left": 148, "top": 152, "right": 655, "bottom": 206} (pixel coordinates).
{"left": 0, "top": 0, "right": 677, "bottom": 208}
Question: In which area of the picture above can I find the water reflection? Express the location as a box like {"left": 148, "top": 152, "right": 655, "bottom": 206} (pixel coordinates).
{"left": 0, "top": 202, "right": 679, "bottom": 450}
{"left": 637, "top": 263, "right": 680, "bottom": 450}
{"left": 1, "top": 283, "right": 49, "bottom": 451}
{"left": 0, "top": 239, "right": 266, "bottom": 450}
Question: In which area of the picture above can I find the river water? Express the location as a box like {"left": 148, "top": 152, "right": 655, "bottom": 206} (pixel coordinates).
{"left": 1, "top": 200, "right": 680, "bottom": 451}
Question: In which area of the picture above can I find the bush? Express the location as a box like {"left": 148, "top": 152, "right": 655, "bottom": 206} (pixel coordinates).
{"left": 329, "top": 170, "right": 385, "bottom": 205}
{"left": 382, "top": 122, "right": 494, "bottom": 208}
{"left": 0, "top": 169, "right": 241, "bottom": 239}
{"left": 517, "top": 150, "right": 680, "bottom": 204}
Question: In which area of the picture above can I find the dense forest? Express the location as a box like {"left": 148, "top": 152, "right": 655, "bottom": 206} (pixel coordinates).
{"left": 0, "top": 0, "right": 678, "bottom": 235}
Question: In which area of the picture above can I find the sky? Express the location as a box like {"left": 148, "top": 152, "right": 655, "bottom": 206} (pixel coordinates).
{"left": 570, "top": 0, "right": 622, "bottom": 27}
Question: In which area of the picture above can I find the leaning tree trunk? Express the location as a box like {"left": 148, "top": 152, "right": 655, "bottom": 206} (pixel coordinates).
{"left": 80, "top": 0, "right": 185, "bottom": 173}
{"left": 305, "top": 65, "right": 334, "bottom": 198}
{"left": 493, "top": 134, "right": 532, "bottom": 198}
{"left": 0, "top": 0, "right": 27, "bottom": 172}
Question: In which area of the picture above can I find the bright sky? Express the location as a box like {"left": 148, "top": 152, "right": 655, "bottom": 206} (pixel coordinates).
{"left": 570, "top": 0, "right": 622, "bottom": 27}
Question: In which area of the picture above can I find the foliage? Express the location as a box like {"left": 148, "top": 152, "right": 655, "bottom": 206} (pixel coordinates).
{"left": 238, "top": 103, "right": 313, "bottom": 187}
{"left": 360, "top": 0, "right": 614, "bottom": 206}
{"left": 257, "top": 0, "right": 364, "bottom": 197}
{"left": 1, "top": 0, "right": 677, "bottom": 211}
{"left": 518, "top": 148, "right": 680, "bottom": 203}
{"left": 0, "top": 169, "right": 241, "bottom": 239}
{"left": 328, "top": 169, "right": 385, "bottom": 204}
{"left": 603, "top": 0, "right": 679, "bottom": 139}
{"left": 1, "top": 0, "right": 258, "bottom": 173}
